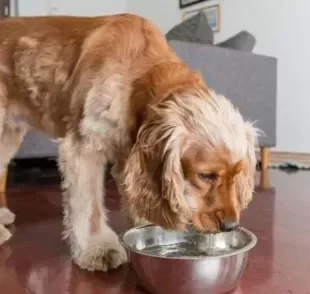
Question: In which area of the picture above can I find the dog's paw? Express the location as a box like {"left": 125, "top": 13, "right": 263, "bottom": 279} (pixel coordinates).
{"left": 0, "top": 224, "right": 12, "bottom": 245}
{"left": 0, "top": 208, "right": 16, "bottom": 225}
{"left": 72, "top": 230, "right": 127, "bottom": 272}
{"left": 74, "top": 244, "right": 127, "bottom": 272}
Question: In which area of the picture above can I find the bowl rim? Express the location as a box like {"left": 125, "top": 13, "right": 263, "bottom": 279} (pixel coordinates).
{"left": 119, "top": 224, "right": 258, "bottom": 260}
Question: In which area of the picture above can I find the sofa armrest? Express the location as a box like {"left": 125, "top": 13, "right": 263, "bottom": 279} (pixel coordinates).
{"left": 169, "top": 40, "right": 277, "bottom": 147}
{"left": 15, "top": 130, "right": 58, "bottom": 159}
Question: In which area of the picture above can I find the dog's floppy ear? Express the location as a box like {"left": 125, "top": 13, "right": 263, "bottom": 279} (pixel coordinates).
{"left": 122, "top": 110, "right": 191, "bottom": 230}
{"left": 235, "top": 122, "right": 258, "bottom": 209}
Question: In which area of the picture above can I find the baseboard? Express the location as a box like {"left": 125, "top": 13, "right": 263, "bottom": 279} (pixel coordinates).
{"left": 256, "top": 150, "right": 310, "bottom": 165}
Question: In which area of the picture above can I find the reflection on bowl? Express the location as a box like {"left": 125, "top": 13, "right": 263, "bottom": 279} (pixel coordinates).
{"left": 120, "top": 224, "right": 257, "bottom": 294}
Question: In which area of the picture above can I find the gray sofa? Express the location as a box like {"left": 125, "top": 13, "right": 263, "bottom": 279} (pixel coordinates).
{"left": 15, "top": 130, "right": 58, "bottom": 159}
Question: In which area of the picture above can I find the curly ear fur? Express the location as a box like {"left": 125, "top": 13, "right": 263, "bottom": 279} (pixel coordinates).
{"left": 236, "top": 122, "right": 259, "bottom": 209}
{"left": 122, "top": 108, "right": 191, "bottom": 230}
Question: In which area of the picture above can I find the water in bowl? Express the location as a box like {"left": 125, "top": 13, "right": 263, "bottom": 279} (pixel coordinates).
{"left": 141, "top": 242, "right": 240, "bottom": 258}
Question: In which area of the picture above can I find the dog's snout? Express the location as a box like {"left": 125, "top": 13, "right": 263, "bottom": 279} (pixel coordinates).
{"left": 219, "top": 220, "right": 239, "bottom": 232}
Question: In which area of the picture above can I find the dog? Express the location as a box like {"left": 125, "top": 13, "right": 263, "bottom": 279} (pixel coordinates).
{"left": 0, "top": 13, "right": 258, "bottom": 271}
{"left": 0, "top": 208, "right": 15, "bottom": 245}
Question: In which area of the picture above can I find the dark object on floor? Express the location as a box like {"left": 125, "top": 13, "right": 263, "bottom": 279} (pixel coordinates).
{"left": 269, "top": 161, "right": 310, "bottom": 170}
{"left": 257, "top": 160, "right": 310, "bottom": 175}
{"left": 269, "top": 161, "right": 310, "bottom": 174}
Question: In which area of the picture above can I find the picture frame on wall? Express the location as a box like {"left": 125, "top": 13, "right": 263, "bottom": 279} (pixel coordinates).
{"left": 0, "top": 0, "right": 10, "bottom": 17}
{"left": 179, "top": 0, "right": 210, "bottom": 9}
{"left": 183, "top": 4, "right": 221, "bottom": 32}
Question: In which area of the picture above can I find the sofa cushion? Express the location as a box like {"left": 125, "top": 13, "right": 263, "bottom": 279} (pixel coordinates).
{"left": 166, "top": 11, "right": 214, "bottom": 45}
{"left": 216, "top": 31, "right": 256, "bottom": 52}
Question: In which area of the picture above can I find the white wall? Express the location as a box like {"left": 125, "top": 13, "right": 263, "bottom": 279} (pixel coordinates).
{"left": 46, "top": 0, "right": 128, "bottom": 16}
{"left": 127, "top": 0, "right": 310, "bottom": 153}
{"left": 127, "top": 0, "right": 182, "bottom": 34}
{"left": 15, "top": 0, "right": 128, "bottom": 16}
{"left": 12, "top": 0, "right": 48, "bottom": 16}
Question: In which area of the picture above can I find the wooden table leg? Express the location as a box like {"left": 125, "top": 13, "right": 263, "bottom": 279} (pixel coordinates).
{"left": 260, "top": 147, "right": 271, "bottom": 170}
{"left": 259, "top": 168, "right": 271, "bottom": 190}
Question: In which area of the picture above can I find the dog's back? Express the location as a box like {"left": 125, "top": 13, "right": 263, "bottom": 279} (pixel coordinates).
{"left": 0, "top": 13, "right": 177, "bottom": 138}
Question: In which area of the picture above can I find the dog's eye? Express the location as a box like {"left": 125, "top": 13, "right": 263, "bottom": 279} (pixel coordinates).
{"left": 198, "top": 173, "right": 217, "bottom": 183}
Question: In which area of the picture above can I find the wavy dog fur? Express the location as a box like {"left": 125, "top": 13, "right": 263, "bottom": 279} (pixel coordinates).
{"left": 0, "top": 13, "right": 258, "bottom": 271}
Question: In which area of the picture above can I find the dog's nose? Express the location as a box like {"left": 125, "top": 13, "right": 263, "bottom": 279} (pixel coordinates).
{"left": 219, "top": 221, "right": 239, "bottom": 232}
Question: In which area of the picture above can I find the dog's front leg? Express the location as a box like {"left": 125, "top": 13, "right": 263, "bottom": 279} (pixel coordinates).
{"left": 58, "top": 137, "right": 127, "bottom": 272}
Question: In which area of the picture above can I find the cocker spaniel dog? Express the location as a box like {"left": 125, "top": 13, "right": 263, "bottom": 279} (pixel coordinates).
{"left": 0, "top": 14, "right": 258, "bottom": 271}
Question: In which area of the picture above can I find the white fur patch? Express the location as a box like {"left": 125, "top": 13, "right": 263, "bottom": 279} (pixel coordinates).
{"left": 183, "top": 181, "right": 198, "bottom": 210}
{"left": 0, "top": 208, "right": 15, "bottom": 225}
{"left": 0, "top": 224, "right": 12, "bottom": 245}
{"left": 184, "top": 194, "right": 198, "bottom": 211}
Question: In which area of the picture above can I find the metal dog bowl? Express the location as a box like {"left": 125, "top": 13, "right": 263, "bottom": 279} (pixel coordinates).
{"left": 120, "top": 224, "right": 257, "bottom": 294}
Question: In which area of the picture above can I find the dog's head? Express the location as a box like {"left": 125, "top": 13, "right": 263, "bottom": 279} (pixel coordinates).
{"left": 123, "top": 89, "right": 258, "bottom": 232}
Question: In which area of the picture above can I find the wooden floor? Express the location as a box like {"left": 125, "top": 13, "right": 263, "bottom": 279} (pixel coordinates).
{"left": 0, "top": 169, "right": 310, "bottom": 293}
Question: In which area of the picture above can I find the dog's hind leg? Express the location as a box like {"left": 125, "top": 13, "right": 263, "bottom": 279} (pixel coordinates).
{"left": 0, "top": 224, "right": 11, "bottom": 245}
{"left": 0, "top": 124, "right": 26, "bottom": 183}
{"left": 0, "top": 207, "right": 15, "bottom": 246}
{"left": 0, "top": 110, "right": 27, "bottom": 239}
{"left": 0, "top": 108, "right": 5, "bottom": 193}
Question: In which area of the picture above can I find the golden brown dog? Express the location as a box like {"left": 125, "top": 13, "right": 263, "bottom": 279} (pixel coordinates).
{"left": 0, "top": 13, "right": 258, "bottom": 271}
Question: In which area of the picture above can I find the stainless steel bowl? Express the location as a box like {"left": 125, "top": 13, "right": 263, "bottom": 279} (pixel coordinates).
{"left": 120, "top": 224, "right": 257, "bottom": 294}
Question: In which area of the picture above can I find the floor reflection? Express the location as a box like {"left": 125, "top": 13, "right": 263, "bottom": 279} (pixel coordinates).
{"left": 1, "top": 170, "right": 310, "bottom": 293}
